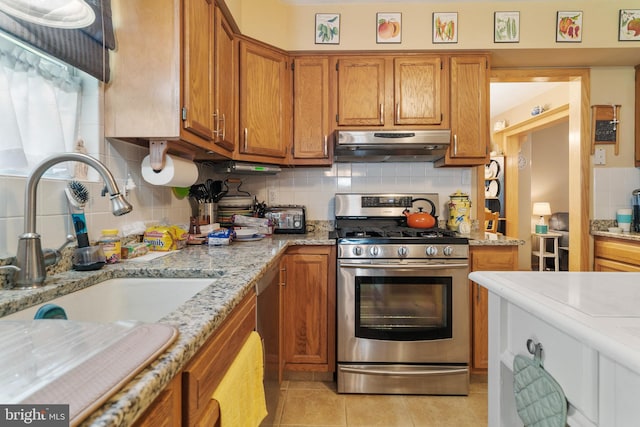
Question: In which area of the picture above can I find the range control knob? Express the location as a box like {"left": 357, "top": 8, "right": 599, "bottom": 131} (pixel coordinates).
{"left": 352, "top": 246, "right": 363, "bottom": 256}
{"left": 443, "top": 246, "right": 454, "bottom": 256}
{"left": 369, "top": 246, "right": 380, "bottom": 257}
{"left": 426, "top": 246, "right": 438, "bottom": 257}
{"left": 398, "top": 246, "right": 408, "bottom": 257}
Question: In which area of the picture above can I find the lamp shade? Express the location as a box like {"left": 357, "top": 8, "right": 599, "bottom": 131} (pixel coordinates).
{"left": 532, "top": 202, "right": 551, "bottom": 216}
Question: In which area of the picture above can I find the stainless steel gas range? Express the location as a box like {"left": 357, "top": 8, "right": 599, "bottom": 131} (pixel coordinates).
{"left": 333, "top": 193, "right": 470, "bottom": 395}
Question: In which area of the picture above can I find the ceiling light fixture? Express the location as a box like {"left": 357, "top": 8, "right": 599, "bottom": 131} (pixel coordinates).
{"left": 0, "top": 0, "right": 95, "bottom": 29}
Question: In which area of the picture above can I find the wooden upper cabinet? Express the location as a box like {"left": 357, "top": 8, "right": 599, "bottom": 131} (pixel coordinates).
{"left": 182, "top": 0, "right": 214, "bottom": 141}
{"left": 212, "top": 5, "right": 236, "bottom": 153}
{"left": 104, "top": 0, "right": 238, "bottom": 157}
{"left": 335, "top": 55, "right": 447, "bottom": 128}
{"left": 438, "top": 55, "right": 489, "bottom": 166}
{"left": 237, "top": 39, "right": 290, "bottom": 161}
{"left": 394, "top": 56, "right": 446, "bottom": 126}
{"left": 336, "top": 57, "right": 386, "bottom": 126}
{"left": 291, "top": 56, "right": 332, "bottom": 165}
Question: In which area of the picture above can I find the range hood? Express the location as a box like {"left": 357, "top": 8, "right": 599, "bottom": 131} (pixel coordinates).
{"left": 216, "top": 161, "right": 281, "bottom": 175}
{"left": 334, "top": 130, "right": 451, "bottom": 162}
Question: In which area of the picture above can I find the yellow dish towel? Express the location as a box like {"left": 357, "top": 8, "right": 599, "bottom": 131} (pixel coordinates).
{"left": 212, "top": 331, "right": 268, "bottom": 427}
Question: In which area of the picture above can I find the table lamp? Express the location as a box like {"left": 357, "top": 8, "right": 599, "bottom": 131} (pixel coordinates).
{"left": 533, "top": 202, "right": 551, "bottom": 234}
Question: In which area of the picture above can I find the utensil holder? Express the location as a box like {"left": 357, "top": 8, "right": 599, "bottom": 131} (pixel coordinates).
{"left": 199, "top": 203, "right": 217, "bottom": 224}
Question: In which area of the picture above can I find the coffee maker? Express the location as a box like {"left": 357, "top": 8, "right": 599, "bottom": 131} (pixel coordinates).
{"left": 633, "top": 189, "right": 640, "bottom": 233}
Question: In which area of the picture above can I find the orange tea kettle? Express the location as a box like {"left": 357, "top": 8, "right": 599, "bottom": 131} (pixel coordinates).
{"left": 403, "top": 198, "right": 437, "bottom": 229}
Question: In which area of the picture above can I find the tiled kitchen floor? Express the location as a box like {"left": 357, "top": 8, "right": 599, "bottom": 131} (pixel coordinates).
{"left": 262, "top": 375, "right": 487, "bottom": 427}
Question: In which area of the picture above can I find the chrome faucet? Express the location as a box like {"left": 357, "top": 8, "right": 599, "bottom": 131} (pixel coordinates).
{"left": 12, "top": 153, "right": 133, "bottom": 289}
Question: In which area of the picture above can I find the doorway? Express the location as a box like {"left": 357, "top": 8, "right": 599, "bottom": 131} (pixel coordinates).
{"left": 489, "top": 69, "right": 591, "bottom": 271}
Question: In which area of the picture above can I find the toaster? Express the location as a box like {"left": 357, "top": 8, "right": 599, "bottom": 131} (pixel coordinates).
{"left": 265, "top": 205, "right": 306, "bottom": 234}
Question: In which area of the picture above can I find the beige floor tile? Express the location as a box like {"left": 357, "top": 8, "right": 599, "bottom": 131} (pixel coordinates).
{"left": 280, "top": 388, "right": 346, "bottom": 426}
{"left": 345, "top": 394, "right": 413, "bottom": 427}
{"left": 274, "top": 378, "right": 488, "bottom": 427}
{"left": 469, "top": 375, "right": 488, "bottom": 395}
{"left": 288, "top": 381, "right": 337, "bottom": 392}
{"left": 403, "top": 395, "right": 486, "bottom": 427}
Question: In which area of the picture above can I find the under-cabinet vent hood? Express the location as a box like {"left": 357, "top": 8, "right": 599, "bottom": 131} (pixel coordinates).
{"left": 334, "top": 130, "right": 451, "bottom": 163}
{"left": 216, "top": 161, "right": 281, "bottom": 175}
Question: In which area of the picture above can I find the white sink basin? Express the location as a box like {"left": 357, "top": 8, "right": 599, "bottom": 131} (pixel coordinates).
{"left": 2, "top": 277, "right": 215, "bottom": 322}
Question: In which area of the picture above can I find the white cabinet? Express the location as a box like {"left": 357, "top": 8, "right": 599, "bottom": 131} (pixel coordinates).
{"left": 472, "top": 271, "right": 640, "bottom": 427}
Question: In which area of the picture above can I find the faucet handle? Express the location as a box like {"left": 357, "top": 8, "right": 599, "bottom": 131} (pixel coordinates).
{"left": 57, "top": 234, "right": 77, "bottom": 252}
{"left": 43, "top": 234, "right": 77, "bottom": 267}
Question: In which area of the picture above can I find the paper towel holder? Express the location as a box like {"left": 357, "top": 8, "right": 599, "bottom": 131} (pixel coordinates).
{"left": 149, "top": 140, "right": 169, "bottom": 172}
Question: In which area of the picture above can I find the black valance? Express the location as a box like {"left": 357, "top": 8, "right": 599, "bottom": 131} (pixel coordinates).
{"left": 0, "top": 0, "right": 114, "bottom": 82}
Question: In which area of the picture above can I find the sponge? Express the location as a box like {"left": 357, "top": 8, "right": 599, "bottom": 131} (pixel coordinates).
{"left": 34, "top": 304, "right": 68, "bottom": 320}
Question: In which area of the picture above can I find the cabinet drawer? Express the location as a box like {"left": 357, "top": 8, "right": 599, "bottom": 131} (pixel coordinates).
{"left": 470, "top": 246, "right": 517, "bottom": 271}
{"left": 182, "top": 292, "right": 256, "bottom": 427}
{"left": 594, "top": 237, "right": 640, "bottom": 267}
{"left": 506, "top": 303, "right": 598, "bottom": 423}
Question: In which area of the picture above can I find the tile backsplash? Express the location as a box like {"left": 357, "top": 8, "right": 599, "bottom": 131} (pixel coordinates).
{"left": 203, "top": 162, "right": 472, "bottom": 223}
{"left": 0, "top": 149, "right": 471, "bottom": 258}
{"left": 593, "top": 167, "right": 640, "bottom": 219}
{"left": 2, "top": 147, "right": 638, "bottom": 260}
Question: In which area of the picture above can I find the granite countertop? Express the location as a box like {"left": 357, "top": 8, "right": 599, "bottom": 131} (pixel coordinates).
{"left": 469, "top": 271, "right": 640, "bottom": 376}
{"left": 0, "top": 231, "right": 333, "bottom": 427}
{"left": 0, "top": 227, "right": 519, "bottom": 427}
{"left": 467, "top": 231, "right": 524, "bottom": 246}
{"left": 591, "top": 230, "right": 640, "bottom": 242}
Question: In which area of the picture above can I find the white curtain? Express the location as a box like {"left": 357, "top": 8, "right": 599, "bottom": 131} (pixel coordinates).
{"left": 0, "top": 44, "right": 82, "bottom": 176}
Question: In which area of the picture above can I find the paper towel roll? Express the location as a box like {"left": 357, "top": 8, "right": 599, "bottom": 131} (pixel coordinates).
{"left": 141, "top": 154, "right": 198, "bottom": 187}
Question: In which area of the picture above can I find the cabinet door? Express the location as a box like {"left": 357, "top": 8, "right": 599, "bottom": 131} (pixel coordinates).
{"left": 394, "top": 56, "right": 445, "bottom": 125}
{"left": 182, "top": 292, "right": 256, "bottom": 426}
{"left": 133, "top": 374, "right": 182, "bottom": 427}
{"left": 183, "top": 0, "right": 214, "bottom": 141}
{"left": 336, "top": 57, "right": 386, "bottom": 126}
{"left": 281, "top": 246, "right": 336, "bottom": 371}
{"left": 445, "top": 55, "right": 489, "bottom": 165}
{"left": 212, "top": 6, "right": 236, "bottom": 153}
{"left": 238, "top": 40, "right": 289, "bottom": 159}
{"left": 291, "top": 57, "right": 331, "bottom": 165}
{"left": 594, "top": 258, "right": 640, "bottom": 272}
{"left": 594, "top": 237, "right": 640, "bottom": 271}
{"left": 470, "top": 245, "right": 517, "bottom": 370}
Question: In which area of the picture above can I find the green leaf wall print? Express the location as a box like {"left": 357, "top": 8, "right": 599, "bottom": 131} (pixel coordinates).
{"left": 494, "top": 11, "right": 519, "bottom": 43}
{"left": 315, "top": 14, "right": 340, "bottom": 44}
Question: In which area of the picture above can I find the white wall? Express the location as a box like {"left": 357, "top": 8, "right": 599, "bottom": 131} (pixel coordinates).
{"left": 231, "top": 0, "right": 640, "bottom": 53}
{"left": 531, "top": 122, "right": 570, "bottom": 215}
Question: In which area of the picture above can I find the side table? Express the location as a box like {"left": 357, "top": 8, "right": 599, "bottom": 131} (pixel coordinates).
{"left": 532, "top": 232, "right": 562, "bottom": 271}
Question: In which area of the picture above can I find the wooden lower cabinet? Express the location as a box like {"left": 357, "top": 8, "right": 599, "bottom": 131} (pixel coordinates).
{"left": 280, "top": 245, "right": 336, "bottom": 373}
{"left": 182, "top": 291, "right": 256, "bottom": 427}
{"left": 133, "top": 373, "right": 182, "bottom": 427}
{"left": 594, "top": 236, "right": 640, "bottom": 272}
{"left": 469, "top": 245, "right": 518, "bottom": 372}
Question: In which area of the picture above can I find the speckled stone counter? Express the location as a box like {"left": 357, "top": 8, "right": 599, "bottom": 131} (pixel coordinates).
{"left": 591, "top": 230, "right": 640, "bottom": 242}
{"left": 467, "top": 231, "right": 524, "bottom": 246}
{"left": 0, "top": 225, "right": 519, "bottom": 427}
{"left": 0, "top": 230, "right": 333, "bottom": 427}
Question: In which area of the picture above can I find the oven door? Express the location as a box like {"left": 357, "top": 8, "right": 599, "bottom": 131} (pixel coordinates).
{"left": 337, "top": 258, "right": 469, "bottom": 364}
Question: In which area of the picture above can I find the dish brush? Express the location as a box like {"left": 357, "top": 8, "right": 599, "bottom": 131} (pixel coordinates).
{"left": 65, "top": 180, "right": 90, "bottom": 248}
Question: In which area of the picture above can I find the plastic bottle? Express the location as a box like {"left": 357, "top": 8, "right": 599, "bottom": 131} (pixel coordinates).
{"left": 98, "top": 229, "right": 121, "bottom": 264}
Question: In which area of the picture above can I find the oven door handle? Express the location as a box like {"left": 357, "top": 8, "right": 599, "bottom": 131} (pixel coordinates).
{"left": 340, "top": 366, "right": 468, "bottom": 376}
{"left": 339, "top": 262, "right": 468, "bottom": 269}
